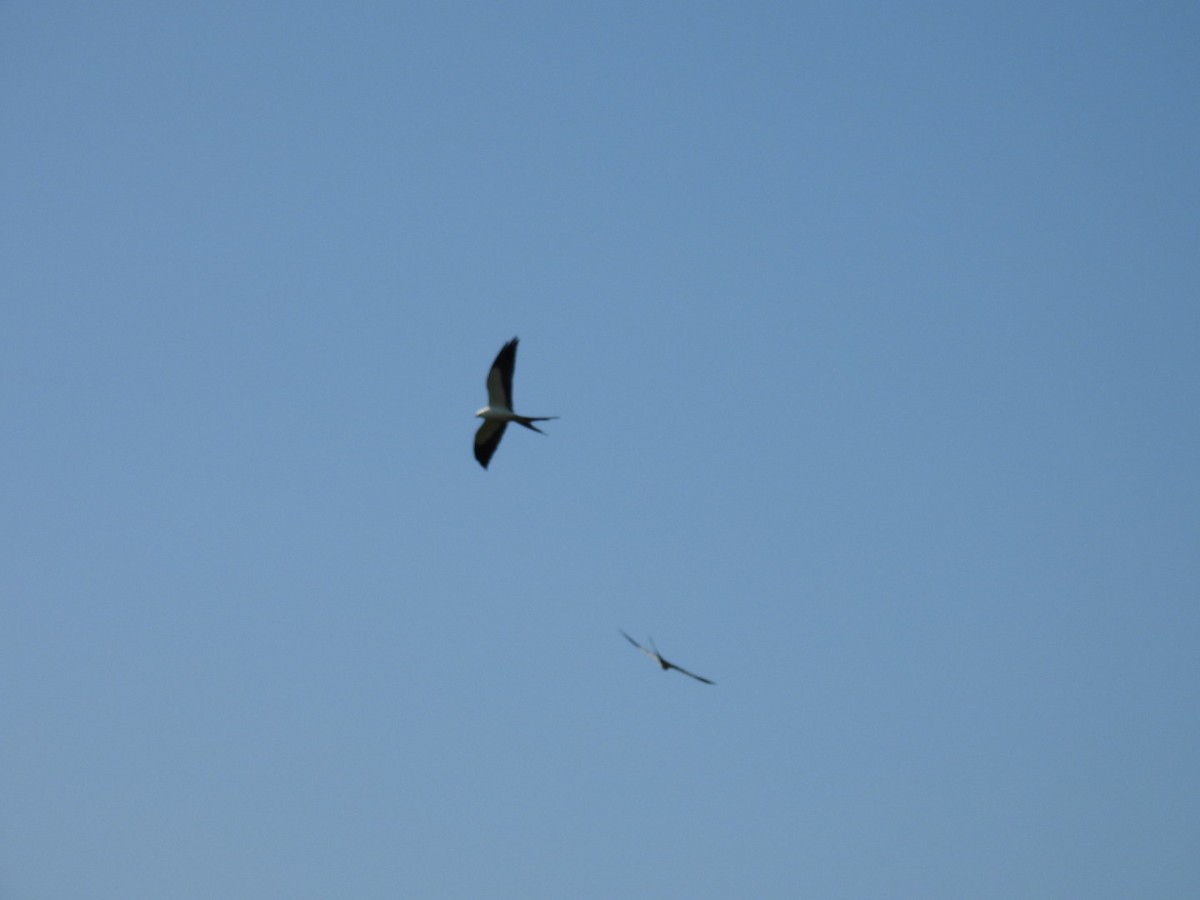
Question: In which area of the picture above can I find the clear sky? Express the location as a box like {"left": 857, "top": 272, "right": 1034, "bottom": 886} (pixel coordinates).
{"left": 3, "top": 2, "right": 1198, "bottom": 898}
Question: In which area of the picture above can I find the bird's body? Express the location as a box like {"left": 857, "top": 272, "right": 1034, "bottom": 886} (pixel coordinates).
{"left": 619, "top": 630, "right": 715, "bottom": 684}
{"left": 474, "top": 337, "right": 558, "bottom": 469}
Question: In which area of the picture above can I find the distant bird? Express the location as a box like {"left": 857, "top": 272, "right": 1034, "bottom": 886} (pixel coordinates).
{"left": 474, "top": 337, "right": 558, "bottom": 469}
{"left": 620, "top": 630, "right": 715, "bottom": 684}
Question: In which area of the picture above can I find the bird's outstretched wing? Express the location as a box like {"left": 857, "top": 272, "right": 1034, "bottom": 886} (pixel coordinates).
{"left": 663, "top": 661, "right": 715, "bottom": 685}
{"left": 474, "top": 420, "right": 508, "bottom": 469}
{"left": 486, "top": 338, "right": 519, "bottom": 409}
{"left": 619, "top": 629, "right": 657, "bottom": 661}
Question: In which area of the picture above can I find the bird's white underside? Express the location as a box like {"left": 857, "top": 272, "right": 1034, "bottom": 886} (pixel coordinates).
{"left": 475, "top": 405, "right": 517, "bottom": 421}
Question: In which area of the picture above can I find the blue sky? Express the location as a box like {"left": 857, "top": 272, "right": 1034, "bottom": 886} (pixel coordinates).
{"left": 2, "top": 2, "right": 1198, "bottom": 897}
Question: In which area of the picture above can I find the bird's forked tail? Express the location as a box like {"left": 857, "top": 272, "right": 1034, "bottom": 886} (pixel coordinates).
{"left": 515, "top": 415, "right": 558, "bottom": 434}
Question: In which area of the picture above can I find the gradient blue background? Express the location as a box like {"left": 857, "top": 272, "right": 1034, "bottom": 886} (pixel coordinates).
{"left": 3, "top": 3, "right": 1198, "bottom": 897}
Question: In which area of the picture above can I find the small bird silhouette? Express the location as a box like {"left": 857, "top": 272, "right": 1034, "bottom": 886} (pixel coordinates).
{"left": 474, "top": 337, "right": 558, "bottom": 469}
{"left": 620, "top": 630, "right": 715, "bottom": 684}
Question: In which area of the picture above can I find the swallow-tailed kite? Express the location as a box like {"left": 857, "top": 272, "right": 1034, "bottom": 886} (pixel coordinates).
{"left": 620, "top": 630, "right": 715, "bottom": 684}
{"left": 474, "top": 337, "right": 558, "bottom": 469}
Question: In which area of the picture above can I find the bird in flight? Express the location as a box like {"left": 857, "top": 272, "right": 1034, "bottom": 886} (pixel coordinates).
{"left": 474, "top": 337, "right": 558, "bottom": 469}
{"left": 619, "top": 630, "right": 715, "bottom": 684}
